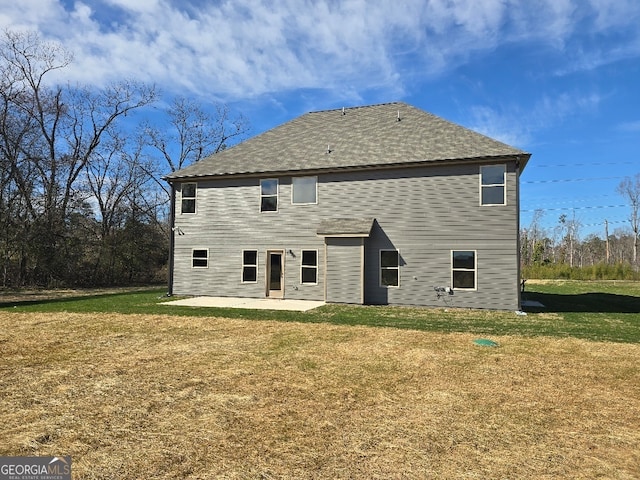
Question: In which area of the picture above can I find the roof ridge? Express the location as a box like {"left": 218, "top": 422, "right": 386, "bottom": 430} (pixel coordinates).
{"left": 308, "top": 101, "right": 405, "bottom": 115}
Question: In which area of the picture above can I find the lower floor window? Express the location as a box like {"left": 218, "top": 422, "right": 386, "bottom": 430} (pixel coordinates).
{"left": 242, "top": 250, "right": 258, "bottom": 282}
{"left": 192, "top": 249, "right": 209, "bottom": 268}
{"left": 380, "top": 250, "right": 399, "bottom": 287}
{"left": 301, "top": 250, "right": 318, "bottom": 284}
{"left": 452, "top": 250, "right": 476, "bottom": 289}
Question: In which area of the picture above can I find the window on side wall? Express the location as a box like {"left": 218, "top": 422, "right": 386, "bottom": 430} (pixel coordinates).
{"left": 380, "top": 250, "right": 399, "bottom": 287}
{"left": 480, "top": 165, "right": 506, "bottom": 205}
{"left": 301, "top": 250, "right": 318, "bottom": 284}
{"left": 192, "top": 249, "right": 208, "bottom": 268}
{"left": 260, "top": 179, "right": 278, "bottom": 212}
{"left": 452, "top": 250, "right": 476, "bottom": 289}
{"left": 242, "top": 250, "right": 258, "bottom": 283}
{"left": 181, "top": 183, "right": 197, "bottom": 214}
{"left": 292, "top": 176, "right": 317, "bottom": 204}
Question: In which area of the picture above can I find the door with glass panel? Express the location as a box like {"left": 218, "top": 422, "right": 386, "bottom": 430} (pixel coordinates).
{"left": 266, "top": 251, "right": 284, "bottom": 298}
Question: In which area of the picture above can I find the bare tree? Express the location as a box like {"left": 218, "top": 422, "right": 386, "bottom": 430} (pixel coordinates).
{"left": 143, "top": 97, "right": 250, "bottom": 191}
{"left": 617, "top": 174, "right": 640, "bottom": 265}
{"left": 0, "top": 29, "right": 156, "bottom": 285}
{"left": 583, "top": 234, "right": 606, "bottom": 266}
{"left": 0, "top": 29, "right": 253, "bottom": 287}
{"left": 84, "top": 126, "right": 171, "bottom": 284}
{"left": 85, "top": 131, "right": 130, "bottom": 240}
{"left": 554, "top": 211, "right": 581, "bottom": 267}
{"left": 523, "top": 209, "right": 546, "bottom": 265}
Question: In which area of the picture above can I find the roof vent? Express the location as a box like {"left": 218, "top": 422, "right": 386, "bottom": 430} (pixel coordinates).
{"left": 342, "top": 107, "right": 345, "bottom": 115}
{"left": 397, "top": 110, "right": 401, "bottom": 122}
{"left": 326, "top": 144, "right": 331, "bottom": 154}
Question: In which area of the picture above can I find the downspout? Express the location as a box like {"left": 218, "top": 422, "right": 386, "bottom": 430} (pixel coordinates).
{"left": 167, "top": 181, "right": 176, "bottom": 296}
{"left": 515, "top": 156, "right": 522, "bottom": 310}
{"left": 360, "top": 237, "right": 365, "bottom": 304}
{"left": 323, "top": 241, "right": 328, "bottom": 302}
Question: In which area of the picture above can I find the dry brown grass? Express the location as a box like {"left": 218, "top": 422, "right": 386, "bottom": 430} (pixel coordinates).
{"left": 1, "top": 312, "right": 639, "bottom": 479}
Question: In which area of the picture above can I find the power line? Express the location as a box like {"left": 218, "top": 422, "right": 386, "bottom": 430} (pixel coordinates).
{"left": 520, "top": 217, "right": 629, "bottom": 230}
{"left": 523, "top": 176, "right": 624, "bottom": 184}
{"left": 581, "top": 219, "right": 628, "bottom": 228}
{"left": 521, "top": 194, "right": 619, "bottom": 207}
{"left": 521, "top": 204, "right": 626, "bottom": 213}
{"left": 529, "top": 161, "right": 636, "bottom": 168}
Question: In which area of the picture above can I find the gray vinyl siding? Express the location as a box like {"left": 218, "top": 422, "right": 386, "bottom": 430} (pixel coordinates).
{"left": 172, "top": 177, "right": 326, "bottom": 301}
{"left": 329, "top": 163, "right": 519, "bottom": 309}
{"left": 171, "top": 160, "right": 521, "bottom": 310}
{"left": 326, "top": 238, "right": 364, "bottom": 304}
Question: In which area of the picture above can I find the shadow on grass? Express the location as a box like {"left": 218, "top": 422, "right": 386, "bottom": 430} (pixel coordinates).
{"left": 524, "top": 292, "right": 640, "bottom": 314}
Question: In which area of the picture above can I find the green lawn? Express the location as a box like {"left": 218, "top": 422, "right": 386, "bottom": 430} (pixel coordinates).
{"left": 1, "top": 280, "right": 639, "bottom": 343}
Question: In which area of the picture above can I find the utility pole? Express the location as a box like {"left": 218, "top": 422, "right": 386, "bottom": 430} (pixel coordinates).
{"left": 605, "top": 219, "right": 610, "bottom": 264}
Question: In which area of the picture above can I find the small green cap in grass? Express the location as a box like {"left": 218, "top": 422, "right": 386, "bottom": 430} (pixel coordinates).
{"left": 473, "top": 338, "right": 499, "bottom": 347}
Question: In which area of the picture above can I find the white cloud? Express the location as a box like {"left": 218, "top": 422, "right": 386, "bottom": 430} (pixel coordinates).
{"left": 588, "top": 0, "right": 640, "bottom": 29}
{"left": 617, "top": 120, "right": 640, "bottom": 132}
{"left": 532, "top": 92, "right": 602, "bottom": 124}
{"left": 468, "top": 105, "right": 532, "bottom": 148}
{"left": 0, "top": 0, "right": 67, "bottom": 32}
{"left": 104, "top": 0, "right": 160, "bottom": 14}
{"left": 0, "top": 0, "right": 638, "bottom": 101}
{"left": 468, "top": 91, "right": 602, "bottom": 148}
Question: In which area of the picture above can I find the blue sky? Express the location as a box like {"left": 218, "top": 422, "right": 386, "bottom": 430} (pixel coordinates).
{"left": 3, "top": 0, "right": 640, "bottom": 239}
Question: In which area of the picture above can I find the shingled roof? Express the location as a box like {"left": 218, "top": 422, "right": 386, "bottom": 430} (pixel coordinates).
{"left": 316, "top": 218, "right": 375, "bottom": 237}
{"left": 165, "top": 102, "right": 530, "bottom": 180}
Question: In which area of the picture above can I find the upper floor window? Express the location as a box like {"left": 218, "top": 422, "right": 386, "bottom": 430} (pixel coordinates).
{"left": 480, "top": 165, "right": 506, "bottom": 205}
{"left": 301, "top": 250, "right": 318, "bottom": 284}
{"left": 380, "top": 250, "right": 400, "bottom": 287}
{"left": 260, "top": 179, "right": 278, "bottom": 212}
{"left": 452, "top": 250, "right": 476, "bottom": 289}
{"left": 181, "top": 183, "right": 197, "bottom": 214}
{"left": 292, "top": 176, "right": 317, "bottom": 204}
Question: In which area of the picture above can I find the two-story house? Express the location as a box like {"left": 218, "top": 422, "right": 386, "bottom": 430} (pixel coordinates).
{"left": 164, "top": 102, "right": 530, "bottom": 310}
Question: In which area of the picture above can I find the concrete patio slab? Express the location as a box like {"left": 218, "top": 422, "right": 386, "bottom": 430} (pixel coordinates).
{"left": 163, "top": 296, "right": 325, "bottom": 312}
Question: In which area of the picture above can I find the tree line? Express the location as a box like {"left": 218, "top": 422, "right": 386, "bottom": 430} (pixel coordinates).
{"left": 0, "top": 30, "right": 249, "bottom": 288}
{"left": 521, "top": 174, "right": 640, "bottom": 280}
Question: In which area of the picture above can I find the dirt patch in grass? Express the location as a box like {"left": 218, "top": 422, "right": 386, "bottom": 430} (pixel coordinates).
{"left": 1, "top": 312, "right": 639, "bottom": 479}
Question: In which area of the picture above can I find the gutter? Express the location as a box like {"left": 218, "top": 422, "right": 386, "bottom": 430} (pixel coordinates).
{"left": 164, "top": 154, "right": 532, "bottom": 183}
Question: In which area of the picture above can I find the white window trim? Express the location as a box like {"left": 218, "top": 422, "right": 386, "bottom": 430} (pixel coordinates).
{"left": 300, "top": 249, "right": 318, "bottom": 285}
{"left": 479, "top": 164, "right": 506, "bottom": 206}
{"left": 181, "top": 182, "right": 197, "bottom": 214}
{"left": 291, "top": 176, "right": 318, "bottom": 205}
{"left": 192, "top": 248, "right": 209, "bottom": 269}
{"left": 241, "top": 250, "right": 258, "bottom": 283}
{"left": 451, "top": 250, "right": 477, "bottom": 291}
{"left": 379, "top": 249, "right": 400, "bottom": 288}
{"left": 260, "top": 178, "right": 279, "bottom": 212}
